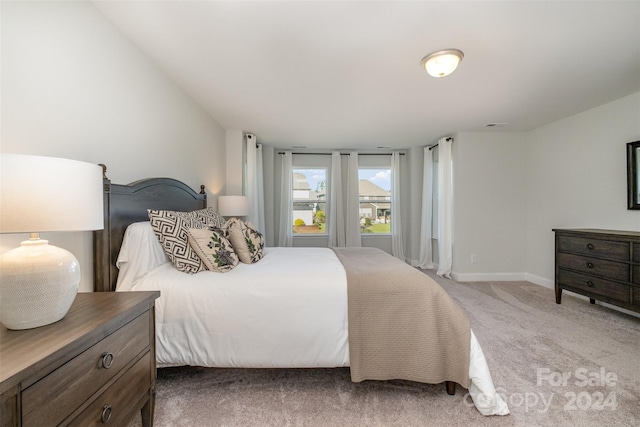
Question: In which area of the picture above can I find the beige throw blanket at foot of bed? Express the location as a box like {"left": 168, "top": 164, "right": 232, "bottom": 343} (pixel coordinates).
{"left": 332, "top": 247, "right": 471, "bottom": 389}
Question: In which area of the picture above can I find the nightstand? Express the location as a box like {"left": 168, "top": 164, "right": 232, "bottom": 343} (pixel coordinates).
{"left": 0, "top": 291, "right": 160, "bottom": 426}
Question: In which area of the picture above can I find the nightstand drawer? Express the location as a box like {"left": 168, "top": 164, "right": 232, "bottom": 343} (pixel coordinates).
{"left": 68, "top": 352, "right": 151, "bottom": 427}
{"left": 558, "top": 270, "right": 630, "bottom": 303}
{"left": 558, "top": 235, "right": 629, "bottom": 260}
{"left": 557, "top": 253, "right": 629, "bottom": 281}
{"left": 22, "top": 312, "right": 150, "bottom": 426}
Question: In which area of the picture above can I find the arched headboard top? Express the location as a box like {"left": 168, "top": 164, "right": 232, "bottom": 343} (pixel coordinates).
{"left": 93, "top": 172, "right": 207, "bottom": 292}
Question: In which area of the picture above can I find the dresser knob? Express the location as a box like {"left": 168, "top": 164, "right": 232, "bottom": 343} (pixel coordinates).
{"left": 586, "top": 243, "right": 595, "bottom": 250}
{"left": 101, "top": 352, "right": 114, "bottom": 369}
{"left": 586, "top": 281, "right": 595, "bottom": 287}
{"left": 585, "top": 262, "right": 594, "bottom": 269}
{"left": 101, "top": 404, "right": 112, "bottom": 424}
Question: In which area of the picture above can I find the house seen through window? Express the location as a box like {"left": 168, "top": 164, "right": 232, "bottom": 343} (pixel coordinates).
{"left": 358, "top": 168, "right": 391, "bottom": 234}
{"left": 292, "top": 168, "right": 327, "bottom": 234}
{"left": 290, "top": 167, "right": 392, "bottom": 235}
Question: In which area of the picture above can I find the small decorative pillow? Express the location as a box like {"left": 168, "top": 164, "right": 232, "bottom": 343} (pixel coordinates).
{"left": 223, "top": 218, "right": 265, "bottom": 264}
{"left": 147, "top": 209, "right": 208, "bottom": 274}
{"left": 192, "top": 207, "right": 226, "bottom": 229}
{"left": 187, "top": 227, "right": 239, "bottom": 272}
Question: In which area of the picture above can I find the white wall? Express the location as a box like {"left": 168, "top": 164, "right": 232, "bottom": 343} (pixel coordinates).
{"left": 444, "top": 93, "right": 640, "bottom": 283}
{"left": 452, "top": 132, "right": 529, "bottom": 281}
{"left": 525, "top": 92, "right": 640, "bottom": 286}
{"left": 1, "top": 1, "right": 227, "bottom": 292}
{"left": 225, "top": 130, "right": 244, "bottom": 195}
{"left": 449, "top": 94, "right": 640, "bottom": 283}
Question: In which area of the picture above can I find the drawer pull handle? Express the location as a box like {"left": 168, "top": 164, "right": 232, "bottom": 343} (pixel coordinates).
{"left": 101, "top": 404, "right": 112, "bottom": 424}
{"left": 585, "top": 262, "right": 594, "bottom": 269}
{"left": 586, "top": 243, "right": 595, "bottom": 250}
{"left": 101, "top": 352, "right": 114, "bottom": 369}
{"left": 586, "top": 280, "right": 595, "bottom": 287}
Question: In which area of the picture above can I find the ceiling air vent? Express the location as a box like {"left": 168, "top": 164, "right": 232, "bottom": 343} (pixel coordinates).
{"left": 485, "top": 123, "right": 508, "bottom": 128}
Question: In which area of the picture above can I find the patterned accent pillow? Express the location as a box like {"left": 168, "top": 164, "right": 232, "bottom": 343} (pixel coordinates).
{"left": 193, "top": 207, "right": 226, "bottom": 229}
{"left": 187, "top": 227, "right": 239, "bottom": 272}
{"left": 223, "top": 218, "right": 265, "bottom": 264}
{"left": 147, "top": 209, "right": 208, "bottom": 274}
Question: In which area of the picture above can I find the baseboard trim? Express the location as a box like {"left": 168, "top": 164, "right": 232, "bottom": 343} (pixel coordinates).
{"left": 524, "top": 273, "right": 554, "bottom": 289}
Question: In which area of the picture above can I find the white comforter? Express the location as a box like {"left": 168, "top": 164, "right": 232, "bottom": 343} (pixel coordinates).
{"left": 122, "top": 247, "right": 508, "bottom": 415}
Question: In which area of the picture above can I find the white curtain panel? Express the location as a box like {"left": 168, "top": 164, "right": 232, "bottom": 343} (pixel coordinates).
{"left": 345, "top": 152, "right": 361, "bottom": 247}
{"left": 245, "top": 134, "right": 265, "bottom": 233}
{"left": 277, "top": 151, "right": 293, "bottom": 247}
{"left": 436, "top": 137, "right": 453, "bottom": 278}
{"left": 328, "top": 152, "right": 346, "bottom": 247}
{"left": 391, "top": 152, "right": 405, "bottom": 261}
{"left": 418, "top": 146, "right": 434, "bottom": 269}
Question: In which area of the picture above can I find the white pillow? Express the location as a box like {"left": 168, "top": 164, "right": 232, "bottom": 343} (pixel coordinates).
{"left": 115, "top": 221, "right": 170, "bottom": 291}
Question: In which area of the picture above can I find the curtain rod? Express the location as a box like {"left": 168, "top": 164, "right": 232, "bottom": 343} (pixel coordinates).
{"left": 428, "top": 137, "right": 454, "bottom": 151}
{"left": 277, "top": 152, "right": 404, "bottom": 156}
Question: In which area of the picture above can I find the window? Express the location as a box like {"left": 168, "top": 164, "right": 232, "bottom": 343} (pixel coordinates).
{"left": 358, "top": 168, "right": 392, "bottom": 234}
{"left": 292, "top": 168, "right": 327, "bottom": 234}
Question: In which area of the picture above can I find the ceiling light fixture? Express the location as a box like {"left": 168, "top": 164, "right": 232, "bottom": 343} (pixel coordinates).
{"left": 421, "top": 49, "right": 464, "bottom": 78}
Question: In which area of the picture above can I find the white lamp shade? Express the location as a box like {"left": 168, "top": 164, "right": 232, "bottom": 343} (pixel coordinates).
{"left": 0, "top": 154, "right": 104, "bottom": 233}
{"left": 421, "top": 49, "right": 464, "bottom": 78}
{"left": 0, "top": 154, "right": 104, "bottom": 329}
{"left": 218, "top": 195, "right": 249, "bottom": 217}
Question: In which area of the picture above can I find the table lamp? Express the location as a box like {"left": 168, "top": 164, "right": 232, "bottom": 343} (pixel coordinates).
{"left": 217, "top": 195, "right": 249, "bottom": 219}
{"left": 0, "top": 154, "right": 104, "bottom": 330}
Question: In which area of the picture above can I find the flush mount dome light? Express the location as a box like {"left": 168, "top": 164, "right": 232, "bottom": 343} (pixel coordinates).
{"left": 421, "top": 49, "right": 464, "bottom": 78}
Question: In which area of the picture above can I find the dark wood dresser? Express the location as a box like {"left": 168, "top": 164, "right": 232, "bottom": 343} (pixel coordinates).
{"left": 554, "top": 229, "right": 640, "bottom": 313}
{"left": 0, "top": 291, "right": 160, "bottom": 426}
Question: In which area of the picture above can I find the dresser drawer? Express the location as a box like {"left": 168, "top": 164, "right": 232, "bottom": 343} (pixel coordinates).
{"left": 68, "top": 352, "right": 151, "bottom": 427}
{"left": 557, "top": 253, "right": 629, "bottom": 282}
{"left": 22, "top": 312, "right": 150, "bottom": 426}
{"left": 633, "top": 287, "right": 640, "bottom": 307}
{"left": 558, "top": 270, "right": 630, "bottom": 303}
{"left": 558, "top": 235, "right": 629, "bottom": 260}
{"left": 634, "top": 244, "right": 640, "bottom": 263}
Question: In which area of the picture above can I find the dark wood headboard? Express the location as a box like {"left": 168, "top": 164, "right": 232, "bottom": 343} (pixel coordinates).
{"left": 93, "top": 167, "right": 207, "bottom": 292}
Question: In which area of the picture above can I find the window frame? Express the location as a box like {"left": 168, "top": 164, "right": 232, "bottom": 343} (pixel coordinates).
{"left": 291, "top": 166, "right": 328, "bottom": 236}
{"left": 358, "top": 166, "right": 392, "bottom": 236}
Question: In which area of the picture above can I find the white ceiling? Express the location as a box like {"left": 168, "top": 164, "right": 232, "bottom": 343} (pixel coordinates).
{"left": 93, "top": 1, "right": 640, "bottom": 149}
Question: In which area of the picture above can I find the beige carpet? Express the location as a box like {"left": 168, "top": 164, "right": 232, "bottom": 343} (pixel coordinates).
{"left": 127, "top": 272, "right": 640, "bottom": 426}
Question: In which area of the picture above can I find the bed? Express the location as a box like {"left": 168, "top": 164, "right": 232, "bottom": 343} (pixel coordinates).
{"left": 93, "top": 172, "right": 509, "bottom": 416}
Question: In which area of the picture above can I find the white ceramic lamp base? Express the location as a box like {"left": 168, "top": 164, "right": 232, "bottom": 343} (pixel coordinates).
{"left": 0, "top": 236, "right": 80, "bottom": 330}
